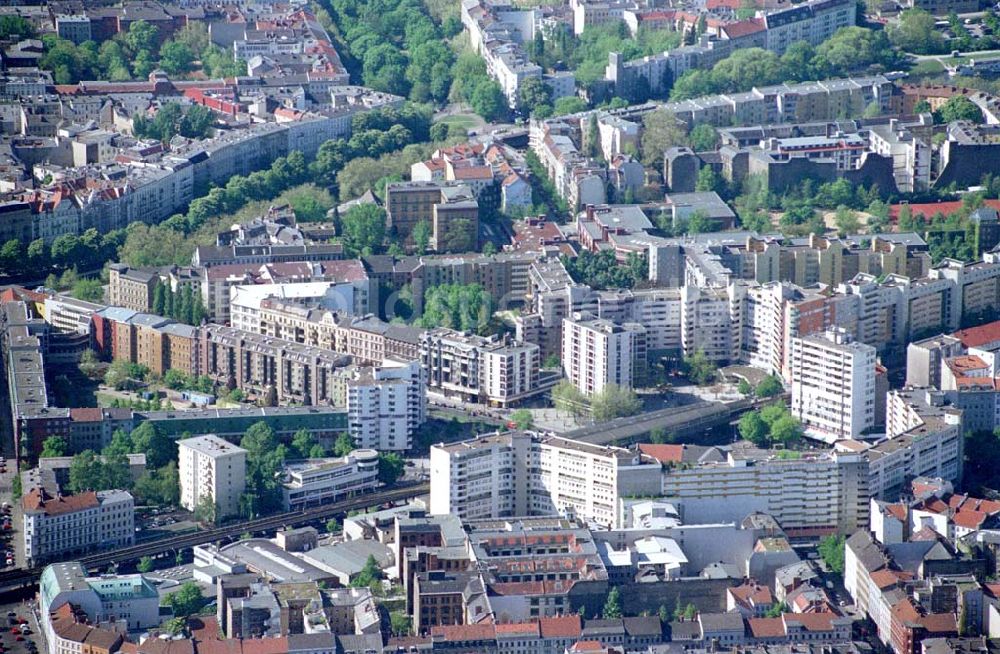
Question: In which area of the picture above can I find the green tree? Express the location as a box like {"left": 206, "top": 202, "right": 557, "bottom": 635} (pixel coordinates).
{"left": 159, "top": 41, "right": 194, "bottom": 75}
{"left": 517, "top": 77, "right": 553, "bottom": 117}
{"left": 888, "top": 10, "right": 946, "bottom": 54}
{"left": 412, "top": 220, "right": 431, "bottom": 254}
{"left": 684, "top": 603, "right": 697, "bottom": 619}
{"left": 510, "top": 409, "right": 535, "bottom": 430}
{"left": 695, "top": 167, "right": 720, "bottom": 194}
{"left": 834, "top": 205, "right": 860, "bottom": 236}
{"left": 326, "top": 518, "right": 341, "bottom": 534}
{"left": 68, "top": 450, "right": 105, "bottom": 493}
{"left": 739, "top": 411, "right": 770, "bottom": 446}
{"left": 390, "top": 611, "right": 412, "bottom": 636}
{"left": 11, "top": 475, "right": 21, "bottom": 500}
{"left": 166, "top": 581, "right": 205, "bottom": 617}
{"left": 553, "top": 96, "right": 588, "bottom": 116}
{"left": 138, "top": 556, "right": 154, "bottom": 573}
{"left": 40, "top": 436, "right": 69, "bottom": 458}
{"left": 770, "top": 415, "right": 803, "bottom": 446}
{"left": 378, "top": 452, "right": 405, "bottom": 485}
{"left": 552, "top": 380, "right": 588, "bottom": 417}
{"left": 291, "top": 429, "right": 320, "bottom": 459}
{"left": 737, "top": 379, "right": 753, "bottom": 396}
{"left": 194, "top": 494, "right": 217, "bottom": 524}
{"left": 688, "top": 124, "right": 718, "bottom": 152}
{"left": 0, "top": 16, "right": 36, "bottom": 40}
{"left": 341, "top": 204, "right": 387, "bottom": 256}
{"left": 333, "top": 433, "right": 355, "bottom": 457}
{"left": 818, "top": 535, "right": 845, "bottom": 575}
{"left": 935, "top": 95, "right": 984, "bottom": 124}
{"left": 591, "top": 384, "right": 642, "bottom": 422}
{"left": 756, "top": 375, "right": 784, "bottom": 397}
{"left": 240, "top": 422, "right": 287, "bottom": 517}
{"left": 416, "top": 283, "right": 490, "bottom": 332}
{"left": 658, "top": 604, "right": 670, "bottom": 623}
{"left": 469, "top": 79, "right": 508, "bottom": 122}
{"left": 683, "top": 350, "right": 717, "bottom": 385}
{"left": 131, "top": 422, "right": 175, "bottom": 469}
{"left": 351, "top": 554, "right": 385, "bottom": 588}
{"left": 641, "top": 109, "right": 687, "bottom": 167}
{"left": 603, "top": 587, "right": 622, "bottom": 619}
{"left": 124, "top": 20, "right": 159, "bottom": 56}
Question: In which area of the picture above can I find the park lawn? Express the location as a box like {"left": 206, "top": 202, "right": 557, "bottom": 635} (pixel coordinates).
{"left": 437, "top": 113, "right": 481, "bottom": 131}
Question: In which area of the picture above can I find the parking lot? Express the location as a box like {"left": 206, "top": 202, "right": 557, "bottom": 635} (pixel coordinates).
{"left": 0, "top": 601, "right": 43, "bottom": 654}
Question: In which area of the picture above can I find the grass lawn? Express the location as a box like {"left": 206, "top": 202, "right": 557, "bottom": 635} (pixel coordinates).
{"left": 909, "top": 59, "right": 946, "bottom": 75}
{"left": 436, "top": 113, "right": 482, "bottom": 131}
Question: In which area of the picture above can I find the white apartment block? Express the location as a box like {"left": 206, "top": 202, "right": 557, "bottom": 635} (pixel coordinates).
{"left": 867, "top": 389, "right": 964, "bottom": 500}
{"left": 680, "top": 284, "right": 736, "bottom": 362}
{"left": 562, "top": 313, "right": 643, "bottom": 395}
{"left": 178, "top": 435, "right": 248, "bottom": 520}
{"left": 230, "top": 281, "right": 367, "bottom": 334}
{"left": 421, "top": 329, "right": 542, "bottom": 407}
{"left": 345, "top": 360, "right": 426, "bottom": 451}
{"left": 429, "top": 431, "right": 661, "bottom": 528}
{"left": 596, "top": 288, "right": 681, "bottom": 353}
{"left": 657, "top": 444, "right": 869, "bottom": 536}
{"left": 790, "top": 328, "right": 876, "bottom": 443}
{"left": 281, "top": 449, "right": 380, "bottom": 510}
{"left": 22, "top": 489, "right": 134, "bottom": 567}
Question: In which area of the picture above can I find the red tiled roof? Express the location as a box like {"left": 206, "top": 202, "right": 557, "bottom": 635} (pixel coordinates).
{"left": 22, "top": 489, "right": 99, "bottom": 515}
{"left": 430, "top": 623, "right": 496, "bottom": 642}
{"left": 953, "top": 509, "right": 989, "bottom": 529}
{"left": 70, "top": 407, "right": 104, "bottom": 422}
{"left": 539, "top": 615, "right": 582, "bottom": 639}
{"left": 954, "top": 320, "right": 1000, "bottom": 349}
{"left": 495, "top": 623, "right": 539, "bottom": 637}
{"left": 238, "top": 638, "right": 287, "bottom": 654}
{"left": 783, "top": 612, "right": 838, "bottom": 632}
{"left": 748, "top": 617, "right": 784, "bottom": 638}
{"left": 919, "top": 613, "right": 958, "bottom": 634}
{"left": 869, "top": 569, "right": 907, "bottom": 589}
{"left": 886, "top": 504, "right": 907, "bottom": 521}
{"left": 570, "top": 641, "right": 605, "bottom": 652}
{"left": 722, "top": 18, "right": 765, "bottom": 38}
{"left": 638, "top": 444, "right": 685, "bottom": 463}
{"left": 729, "top": 582, "right": 773, "bottom": 606}
{"left": 892, "top": 598, "right": 921, "bottom": 623}
{"left": 890, "top": 200, "right": 1000, "bottom": 221}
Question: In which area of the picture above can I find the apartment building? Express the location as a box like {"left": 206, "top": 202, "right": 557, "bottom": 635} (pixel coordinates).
{"left": 420, "top": 329, "right": 543, "bottom": 407}
{"left": 531, "top": 119, "right": 607, "bottom": 211}
{"left": 790, "top": 328, "right": 876, "bottom": 443}
{"left": 645, "top": 442, "right": 869, "bottom": 536}
{"left": 230, "top": 278, "right": 371, "bottom": 334}
{"left": 344, "top": 360, "right": 426, "bottom": 451}
{"left": 384, "top": 181, "right": 480, "bottom": 251}
{"left": 107, "top": 264, "right": 159, "bottom": 312}
{"left": 516, "top": 257, "right": 595, "bottom": 359}
{"left": 22, "top": 488, "right": 134, "bottom": 567}
{"left": 281, "top": 449, "right": 379, "bottom": 510}
{"left": 40, "top": 562, "right": 160, "bottom": 637}
{"left": 867, "top": 389, "right": 964, "bottom": 500}
{"left": 199, "top": 325, "right": 352, "bottom": 406}
{"left": 562, "top": 312, "right": 644, "bottom": 395}
{"left": 428, "top": 431, "right": 661, "bottom": 528}
{"left": 680, "top": 284, "right": 736, "bottom": 363}
{"left": 178, "top": 434, "right": 248, "bottom": 520}
{"left": 590, "top": 290, "right": 677, "bottom": 358}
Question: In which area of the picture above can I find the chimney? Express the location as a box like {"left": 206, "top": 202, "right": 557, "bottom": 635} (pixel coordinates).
{"left": 586, "top": 204, "right": 596, "bottom": 221}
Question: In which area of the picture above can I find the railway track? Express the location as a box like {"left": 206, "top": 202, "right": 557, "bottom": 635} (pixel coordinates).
{"left": 0, "top": 481, "right": 428, "bottom": 592}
